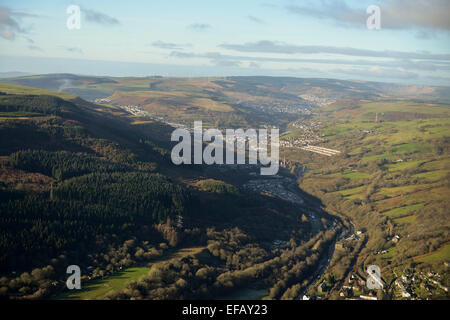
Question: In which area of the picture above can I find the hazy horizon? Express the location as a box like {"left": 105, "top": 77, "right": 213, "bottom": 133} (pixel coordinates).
{"left": 1, "top": 0, "right": 450, "bottom": 86}
{"left": 1, "top": 55, "right": 450, "bottom": 89}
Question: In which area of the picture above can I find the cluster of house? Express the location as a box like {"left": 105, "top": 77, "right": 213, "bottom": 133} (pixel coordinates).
{"left": 299, "top": 94, "right": 336, "bottom": 107}
{"left": 118, "top": 104, "right": 149, "bottom": 117}
{"left": 391, "top": 235, "right": 401, "bottom": 243}
{"left": 290, "top": 119, "right": 322, "bottom": 131}
{"left": 314, "top": 273, "right": 369, "bottom": 299}
{"left": 239, "top": 100, "right": 314, "bottom": 115}
{"left": 395, "top": 270, "right": 449, "bottom": 299}
{"left": 280, "top": 120, "right": 345, "bottom": 157}
{"left": 335, "top": 231, "right": 363, "bottom": 250}
{"left": 341, "top": 273, "right": 368, "bottom": 298}
{"left": 94, "top": 97, "right": 112, "bottom": 104}
{"left": 313, "top": 271, "right": 388, "bottom": 300}
{"left": 346, "top": 231, "right": 362, "bottom": 241}
{"left": 305, "top": 251, "right": 448, "bottom": 300}
{"left": 395, "top": 276, "right": 413, "bottom": 298}
{"left": 280, "top": 136, "right": 318, "bottom": 148}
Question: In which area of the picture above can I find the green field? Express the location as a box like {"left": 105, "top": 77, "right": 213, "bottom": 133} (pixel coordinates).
{"left": 376, "top": 184, "right": 430, "bottom": 198}
{"left": 386, "top": 160, "right": 422, "bottom": 172}
{"left": 57, "top": 247, "right": 205, "bottom": 300}
{"left": 334, "top": 186, "right": 365, "bottom": 199}
{"left": 381, "top": 203, "right": 425, "bottom": 218}
{"left": 0, "top": 84, "right": 75, "bottom": 100}
{"left": 362, "top": 152, "right": 395, "bottom": 162}
{"left": 56, "top": 267, "right": 149, "bottom": 300}
{"left": 415, "top": 244, "right": 450, "bottom": 264}
{"left": 297, "top": 97, "right": 450, "bottom": 279}
{"left": 393, "top": 215, "right": 415, "bottom": 224}
{"left": 391, "top": 142, "right": 426, "bottom": 155}
{"left": 421, "top": 159, "right": 450, "bottom": 171}
{"left": 358, "top": 102, "right": 450, "bottom": 118}
{"left": 342, "top": 171, "right": 371, "bottom": 180}
{"left": 381, "top": 246, "right": 397, "bottom": 261}
{"left": 0, "top": 111, "right": 43, "bottom": 117}
{"left": 281, "top": 131, "right": 301, "bottom": 139}
{"left": 413, "top": 170, "right": 448, "bottom": 182}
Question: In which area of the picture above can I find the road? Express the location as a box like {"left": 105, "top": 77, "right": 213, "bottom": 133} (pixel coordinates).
{"left": 274, "top": 172, "right": 350, "bottom": 299}
{"left": 241, "top": 169, "right": 351, "bottom": 299}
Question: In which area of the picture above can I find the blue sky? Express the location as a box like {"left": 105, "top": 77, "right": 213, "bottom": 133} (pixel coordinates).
{"left": 1, "top": 0, "right": 449, "bottom": 85}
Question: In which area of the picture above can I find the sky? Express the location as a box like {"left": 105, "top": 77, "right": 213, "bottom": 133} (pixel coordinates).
{"left": 0, "top": 0, "right": 449, "bottom": 86}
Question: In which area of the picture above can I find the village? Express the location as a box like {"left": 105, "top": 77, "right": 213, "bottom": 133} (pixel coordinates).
{"left": 304, "top": 263, "right": 449, "bottom": 300}
{"left": 299, "top": 94, "right": 337, "bottom": 107}
{"left": 280, "top": 119, "right": 342, "bottom": 156}
{"left": 239, "top": 100, "right": 314, "bottom": 115}
{"left": 280, "top": 119, "right": 324, "bottom": 148}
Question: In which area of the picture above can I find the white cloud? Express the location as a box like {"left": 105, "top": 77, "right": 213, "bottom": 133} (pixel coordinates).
{"left": 287, "top": 0, "right": 450, "bottom": 31}
{"left": 82, "top": 7, "right": 120, "bottom": 25}
{"left": 187, "top": 23, "right": 211, "bottom": 31}
{"left": 151, "top": 41, "right": 191, "bottom": 50}
{"left": 0, "top": 6, "right": 37, "bottom": 40}
{"left": 219, "top": 40, "right": 450, "bottom": 60}
{"left": 247, "top": 15, "right": 265, "bottom": 24}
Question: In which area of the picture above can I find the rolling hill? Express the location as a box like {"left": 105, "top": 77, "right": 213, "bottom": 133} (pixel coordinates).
{"left": 0, "top": 83, "right": 336, "bottom": 301}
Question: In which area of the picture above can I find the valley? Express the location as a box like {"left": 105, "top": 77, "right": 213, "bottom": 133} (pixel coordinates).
{"left": 0, "top": 74, "right": 448, "bottom": 300}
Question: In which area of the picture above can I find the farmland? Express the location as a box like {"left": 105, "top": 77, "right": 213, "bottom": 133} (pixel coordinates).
{"left": 282, "top": 98, "right": 449, "bottom": 299}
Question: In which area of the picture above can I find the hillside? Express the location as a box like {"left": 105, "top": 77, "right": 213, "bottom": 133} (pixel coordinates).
{"left": 3, "top": 74, "right": 450, "bottom": 103}
{"left": 0, "top": 77, "right": 448, "bottom": 300}
{"left": 2, "top": 74, "right": 449, "bottom": 131}
{"left": 280, "top": 99, "right": 450, "bottom": 299}
{"left": 0, "top": 84, "right": 337, "bottom": 300}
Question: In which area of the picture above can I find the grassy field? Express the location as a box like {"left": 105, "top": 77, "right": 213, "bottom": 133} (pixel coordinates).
{"left": 391, "top": 142, "right": 426, "bottom": 154}
{"left": 361, "top": 152, "right": 396, "bottom": 162}
{"left": 112, "top": 90, "right": 234, "bottom": 112}
{"left": 0, "top": 84, "right": 75, "bottom": 100}
{"left": 0, "top": 111, "right": 43, "bottom": 117}
{"left": 376, "top": 186, "right": 448, "bottom": 211}
{"left": 414, "top": 244, "right": 450, "bottom": 264}
{"left": 376, "top": 184, "right": 429, "bottom": 198}
{"left": 57, "top": 247, "right": 205, "bottom": 300}
{"left": 381, "top": 203, "right": 425, "bottom": 218}
{"left": 393, "top": 215, "right": 415, "bottom": 224}
{"left": 342, "top": 171, "right": 371, "bottom": 180}
{"left": 386, "top": 160, "right": 422, "bottom": 172}
{"left": 413, "top": 170, "right": 448, "bottom": 182}
{"left": 356, "top": 101, "right": 450, "bottom": 119}
{"left": 334, "top": 186, "right": 365, "bottom": 198}
{"left": 381, "top": 246, "right": 397, "bottom": 261}
{"left": 292, "top": 98, "right": 450, "bottom": 273}
{"left": 421, "top": 159, "right": 450, "bottom": 171}
{"left": 57, "top": 267, "right": 150, "bottom": 300}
